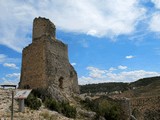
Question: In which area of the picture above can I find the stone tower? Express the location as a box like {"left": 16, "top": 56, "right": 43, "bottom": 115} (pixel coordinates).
{"left": 19, "top": 17, "right": 79, "bottom": 100}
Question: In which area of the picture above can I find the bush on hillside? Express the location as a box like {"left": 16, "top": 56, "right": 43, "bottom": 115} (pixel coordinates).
{"left": 31, "top": 88, "right": 50, "bottom": 102}
{"left": 44, "top": 98, "right": 76, "bottom": 118}
{"left": 44, "top": 98, "right": 61, "bottom": 112}
{"left": 61, "top": 101, "right": 76, "bottom": 118}
{"left": 25, "top": 93, "right": 42, "bottom": 110}
{"left": 97, "top": 100, "right": 121, "bottom": 120}
{"left": 81, "top": 97, "right": 123, "bottom": 120}
{"left": 80, "top": 97, "right": 96, "bottom": 111}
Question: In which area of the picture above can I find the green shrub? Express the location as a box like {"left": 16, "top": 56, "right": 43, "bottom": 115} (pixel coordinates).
{"left": 25, "top": 93, "right": 41, "bottom": 110}
{"left": 31, "top": 88, "right": 49, "bottom": 102}
{"left": 61, "top": 102, "right": 76, "bottom": 118}
{"left": 81, "top": 97, "right": 122, "bottom": 120}
{"left": 80, "top": 97, "right": 96, "bottom": 111}
{"left": 95, "top": 100, "right": 122, "bottom": 120}
{"left": 44, "top": 98, "right": 61, "bottom": 112}
{"left": 44, "top": 98, "right": 76, "bottom": 118}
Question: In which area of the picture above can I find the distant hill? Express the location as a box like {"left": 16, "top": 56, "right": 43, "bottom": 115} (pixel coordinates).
{"left": 80, "top": 82, "right": 129, "bottom": 94}
{"left": 129, "top": 76, "right": 160, "bottom": 88}
{"left": 80, "top": 76, "right": 160, "bottom": 97}
{"left": 125, "top": 76, "right": 160, "bottom": 97}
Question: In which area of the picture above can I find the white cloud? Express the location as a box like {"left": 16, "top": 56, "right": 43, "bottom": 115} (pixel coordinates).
{"left": 149, "top": 13, "right": 160, "bottom": 32}
{"left": 87, "top": 66, "right": 107, "bottom": 78}
{"left": 106, "top": 70, "right": 160, "bottom": 82}
{"left": 0, "top": 54, "right": 7, "bottom": 63}
{"left": 0, "top": 54, "right": 20, "bottom": 64}
{"left": 0, "top": 80, "right": 15, "bottom": 85}
{"left": 6, "top": 73, "right": 20, "bottom": 78}
{"left": 78, "top": 39, "right": 89, "bottom": 48}
{"left": 149, "top": 1, "right": 160, "bottom": 33}
{"left": 3, "top": 63, "right": 19, "bottom": 69}
{"left": 126, "top": 55, "right": 135, "bottom": 59}
{"left": 0, "top": 0, "right": 145, "bottom": 52}
{"left": 0, "top": 73, "right": 20, "bottom": 85}
{"left": 87, "top": 29, "right": 97, "bottom": 36}
{"left": 109, "top": 67, "right": 117, "bottom": 72}
{"left": 78, "top": 66, "right": 160, "bottom": 85}
{"left": 151, "top": 0, "right": 160, "bottom": 9}
{"left": 118, "top": 65, "right": 127, "bottom": 70}
{"left": 78, "top": 76, "right": 94, "bottom": 85}
{"left": 71, "top": 63, "right": 76, "bottom": 66}
{"left": 0, "top": 1, "right": 36, "bottom": 52}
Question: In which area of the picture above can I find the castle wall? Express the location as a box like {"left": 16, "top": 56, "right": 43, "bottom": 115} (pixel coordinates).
{"left": 45, "top": 39, "right": 79, "bottom": 94}
{"left": 19, "top": 39, "right": 47, "bottom": 89}
{"left": 32, "top": 17, "right": 56, "bottom": 41}
{"left": 19, "top": 17, "right": 79, "bottom": 95}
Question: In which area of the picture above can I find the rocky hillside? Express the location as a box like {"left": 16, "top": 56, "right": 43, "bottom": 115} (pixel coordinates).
{"left": 0, "top": 88, "right": 98, "bottom": 120}
{"left": 129, "top": 76, "right": 160, "bottom": 88}
{"left": 0, "top": 88, "right": 73, "bottom": 120}
{"left": 80, "top": 76, "right": 160, "bottom": 120}
{"left": 121, "top": 76, "right": 160, "bottom": 98}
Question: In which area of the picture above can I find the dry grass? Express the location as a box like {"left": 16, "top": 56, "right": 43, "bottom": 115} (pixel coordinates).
{"left": 40, "top": 111, "right": 59, "bottom": 120}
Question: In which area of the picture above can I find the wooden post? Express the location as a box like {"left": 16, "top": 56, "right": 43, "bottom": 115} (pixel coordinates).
{"left": 19, "top": 99, "right": 25, "bottom": 112}
{"left": 11, "top": 90, "right": 14, "bottom": 120}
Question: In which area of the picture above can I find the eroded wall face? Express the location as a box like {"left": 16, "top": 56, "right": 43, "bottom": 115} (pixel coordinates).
{"left": 19, "top": 39, "right": 47, "bottom": 89}
{"left": 32, "top": 17, "right": 56, "bottom": 41}
{"left": 45, "top": 39, "right": 79, "bottom": 94}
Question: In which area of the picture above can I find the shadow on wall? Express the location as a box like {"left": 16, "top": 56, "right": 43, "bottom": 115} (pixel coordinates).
{"left": 59, "top": 77, "right": 64, "bottom": 89}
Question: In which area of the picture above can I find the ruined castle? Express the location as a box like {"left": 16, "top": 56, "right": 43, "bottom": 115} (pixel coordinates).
{"left": 19, "top": 17, "right": 79, "bottom": 100}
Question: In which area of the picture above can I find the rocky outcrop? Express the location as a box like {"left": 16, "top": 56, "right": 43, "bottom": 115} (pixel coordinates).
{"left": 76, "top": 108, "right": 96, "bottom": 120}
{"left": 131, "top": 96, "right": 160, "bottom": 120}
{"left": 19, "top": 17, "right": 79, "bottom": 101}
{"left": 0, "top": 89, "right": 12, "bottom": 116}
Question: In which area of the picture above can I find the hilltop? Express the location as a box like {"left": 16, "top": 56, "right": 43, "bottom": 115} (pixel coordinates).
{"left": 80, "top": 76, "right": 160, "bottom": 97}
{"left": 80, "top": 82, "right": 128, "bottom": 94}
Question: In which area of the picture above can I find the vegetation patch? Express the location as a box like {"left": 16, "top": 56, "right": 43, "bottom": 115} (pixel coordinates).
{"left": 81, "top": 96, "right": 126, "bottom": 120}
{"left": 44, "top": 98, "right": 76, "bottom": 118}
{"left": 80, "top": 82, "right": 128, "bottom": 94}
{"left": 61, "top": 101, "right": 76, "bottom": 118}
{"left": 44, "top": 98, "right": 61, "bottom": 112}
{"left": 25, "top": 93, "right": 42, "bottom": 110}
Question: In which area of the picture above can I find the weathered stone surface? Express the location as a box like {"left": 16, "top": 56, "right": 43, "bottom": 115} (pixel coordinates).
{"left": 33, "top": 17, "right": 56, "bottom": 40}
{"left": 0, "top": 89, "right": 74, "bottom": 120}
{"left": 130, "top": 96, "right": 160, "bottom": 120}
{"left": 19, "top": 17, "right": 79, "bottom": 100}
{"left": 76, "top": 108, "right": 96, "bottom": 120}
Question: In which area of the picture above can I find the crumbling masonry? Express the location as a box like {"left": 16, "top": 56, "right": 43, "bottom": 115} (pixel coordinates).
{"left": 19, "top": 17, "right": 79, "bottom": 100}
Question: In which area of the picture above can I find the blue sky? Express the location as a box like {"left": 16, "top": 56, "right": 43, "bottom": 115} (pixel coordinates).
{"left": 0, "top": 0, "right": 160, "bottom": 85}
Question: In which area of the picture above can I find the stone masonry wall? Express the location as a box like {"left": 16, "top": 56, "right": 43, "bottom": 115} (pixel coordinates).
{"left": 19, "top": 17, "right": 79, "bottom": 98}
{"left": 20, "top": 38, "right": 47, "bottom": 89}
{"left": 45, "top": 39, "right": 79, "bottom": 94}
{"left": 33, "top": 17, "right": 56, "bottom": 40}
